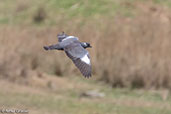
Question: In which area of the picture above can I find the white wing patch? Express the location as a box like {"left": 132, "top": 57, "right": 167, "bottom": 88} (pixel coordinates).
{"left": 81, "top": 54, "right": 90, "bottom": 65}
{"left": 62, "top": 36, "right": 78, "bottom": 41}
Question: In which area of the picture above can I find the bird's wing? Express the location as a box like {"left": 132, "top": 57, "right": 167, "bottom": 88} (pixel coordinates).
{"left": 64, "top": 42, "right": 91, "bottom": 78}
{"left": 57, "top": 32, "right": 67, "bottom": 42}
{"left": 43, "top": 44, "right": 63, "bottom": 50}
{"left": 57, "top": 32, "right": 78, "bottom": 42}
{"left": 61, "top": 36, "right": 78, "bottom": 42}
{"left": 58, "top": 37, "right": 65, "bottom": 42}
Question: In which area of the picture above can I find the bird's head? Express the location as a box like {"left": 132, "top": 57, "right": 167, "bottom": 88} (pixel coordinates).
{"left": 83, "top": 43, "right": 92, "bottom": 48}
{"left": 86, "top": 43, "right": 92, "bottom": 48}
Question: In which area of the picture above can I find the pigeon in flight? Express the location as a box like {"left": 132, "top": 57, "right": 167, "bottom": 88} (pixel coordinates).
{"left": 43, "top": 32, "right": 92, "bottom": 78}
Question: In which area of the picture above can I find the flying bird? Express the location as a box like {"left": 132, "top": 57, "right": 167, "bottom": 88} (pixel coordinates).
{"left": 43, "top": 32, "right": 92, "bottom": 78}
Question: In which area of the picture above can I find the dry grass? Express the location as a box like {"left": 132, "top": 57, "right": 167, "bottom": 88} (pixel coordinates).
{"left": 0, "top": 77, "right": 170, "bottom": 114}
{"left": 0, "top": 2, "right": 171, "bottom": 90}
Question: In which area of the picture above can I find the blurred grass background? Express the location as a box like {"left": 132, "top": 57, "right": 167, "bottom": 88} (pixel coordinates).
{"left": 0, "top": 0, "right": 171, "bottom": 114}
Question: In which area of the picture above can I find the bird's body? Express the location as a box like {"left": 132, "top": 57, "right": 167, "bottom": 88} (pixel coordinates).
{"left": 44, "top": 32, "right": 92, "bottom": 78}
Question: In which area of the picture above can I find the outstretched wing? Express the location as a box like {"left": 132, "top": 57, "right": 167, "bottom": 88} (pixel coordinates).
{"left": 64, "top": 42, "right": 91, "bottom": 78}
{"left": 57, "top": 32, "right": 78, "bottom": 42}
{"left": 57, "top": 32, "right": 68, "bottom": 42}
{"left": 43, "top": 44, "right": 63, "bottom": 50}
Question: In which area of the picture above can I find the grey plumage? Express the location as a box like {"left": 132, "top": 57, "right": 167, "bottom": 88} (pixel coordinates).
{"left": 44, "top": 32, "right": 92, "bottom": 78}
{"left": 57, "top": 32, "right": 68, "bottom": 42}
{"left": 44, "top": 44, "right": 63, "bottom": 50}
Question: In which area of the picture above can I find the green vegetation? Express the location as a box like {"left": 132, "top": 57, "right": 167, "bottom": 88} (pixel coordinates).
{"left": 2, "top": 0, "right": 171, "bottom": 25}
{"left": 0, "top": 77, "right": 170, "bottom": 114}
